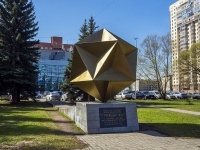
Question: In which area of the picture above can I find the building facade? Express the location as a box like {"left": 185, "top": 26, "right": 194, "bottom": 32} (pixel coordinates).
{"left": 170, "top": 0, "right": 200, "bottom": 92}
{"left": 161, "top": 76, "right": 173, "bottom": 92}
{"left": 128, "top": 79, "right": 158, "bottom": 92}
{"left": 36, "top": 37, "right": 73, "bottom": 91}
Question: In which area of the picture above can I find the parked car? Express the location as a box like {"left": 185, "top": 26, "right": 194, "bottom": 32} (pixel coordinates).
{"left": 171, "top": 92, "right": 188, "bottom": 99}
{"left": 43, "top": 91, "right": 50, "bottom": 96}
{"left": 53, "top": 91, "right": 62, "bottom": 96}
{"left": 125, "top": 91, "right": 136, "bottom": 100}
{"left": 20, "top": 94, "right": 29, "bottom": 100}
{"left": 114, "top": 92, "right": 125, "bottom": 100}
{"left": 191, "top": 92, "right": 200, "bottom": 99}
{"left": 149, "top": 91, "right": 161, "bottom": 99}
{"left": 76, "top": 93, "right": 84, "bottom": 101}
{"left": 134, "top": 92, "right": 146, "bottom": 99}
{"left": 143, "top": 91, "right": 158, "bottom": 100}
{"left": 0, "top": 94, "right": 11, "bottom": 100}
{"left": 35, "top": 94, "right": 43, "bottom": 99}
{"left": 60, "top": 93, "right": 68, "bottom": 101}
{"left": 166, "top": 92, "right": 176, "bottom": 100}
{"left": 46, "top": 91, "right": 61, "bottom": 101}
{"left": 171, "top": 92, "right": 182, "bottom": 99}
{"left": 181, "top": 93, "right": 189, "bottom": 99}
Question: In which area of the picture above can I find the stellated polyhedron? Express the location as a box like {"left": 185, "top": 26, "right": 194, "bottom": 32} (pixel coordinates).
{"left": 70, "top": 28, "right": 137, "bottom": 103}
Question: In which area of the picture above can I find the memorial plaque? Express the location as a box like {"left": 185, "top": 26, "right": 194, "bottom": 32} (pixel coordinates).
{"left": 99, "top": 107, "right": 127, "bottom": 128}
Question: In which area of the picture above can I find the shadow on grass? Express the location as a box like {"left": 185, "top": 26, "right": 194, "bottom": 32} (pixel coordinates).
{"left": 0, "top": 101, "right": 83, "bottom": 136}
{"left": 139, "top": 123, "right": 200, "bottom": 138}
{"left": 0, "top": 123, "right": 84, "bottom": 136}
{"left": 0, "top": 101, "right": 48, "bottom": 113}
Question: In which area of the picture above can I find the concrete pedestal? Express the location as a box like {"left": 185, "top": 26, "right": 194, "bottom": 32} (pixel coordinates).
{"left": 75, "top": 101, "right": 139, "bottom": 134}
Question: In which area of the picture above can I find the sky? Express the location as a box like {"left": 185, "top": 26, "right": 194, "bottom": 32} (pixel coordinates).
{"left": 32, "top": 0, "right": 177, "bottom": 48}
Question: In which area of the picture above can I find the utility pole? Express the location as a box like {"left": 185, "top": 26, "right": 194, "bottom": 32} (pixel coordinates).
{"left": 134, "top": 37, "right": 139, "bottom": 99}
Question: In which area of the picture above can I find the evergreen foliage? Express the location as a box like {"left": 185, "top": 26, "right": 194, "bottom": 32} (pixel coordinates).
{"left": 78, "top": 19, "right": 88, "bottom": 40}
{"left": 0, "top": 0, "right": 39, "bottom": 103}
{"left": 60, "top": 53, "right": 77, "bottom": 94}
{"left": 88, "top": 16, "right": 99, "bottom": 35}
{"left": 60, "top": 16, "right": 99, "bottom": 100}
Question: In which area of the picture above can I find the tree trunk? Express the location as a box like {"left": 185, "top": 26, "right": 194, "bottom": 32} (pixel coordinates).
{"left": 11, "top": 91, "right": 18, "bottom": 104}
{"left": 17, "top": 88, "right": 20, "bottom": 102}
{"left": 10, "top": 83, "right": 20, "bottom": 104}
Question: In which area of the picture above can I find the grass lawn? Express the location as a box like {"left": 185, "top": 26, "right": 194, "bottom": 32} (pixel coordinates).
{"left": 120, "top": 99, "right": 200, "bottom": 138}
{"left": 122, "top": 99, "right": 200, "bottom": 112}
{"left": 0, "top": 100, "right": 86, "bottom": 150}
{"left": 138, "top": 107, "right": 200, "bottom": 138}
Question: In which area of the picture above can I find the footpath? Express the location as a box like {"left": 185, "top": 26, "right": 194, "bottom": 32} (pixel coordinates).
{"left": 46, "top": 100, "right": 200, "bottom": 150}
{"left": 137, "top": 104, "right": 200, "bottom": 116}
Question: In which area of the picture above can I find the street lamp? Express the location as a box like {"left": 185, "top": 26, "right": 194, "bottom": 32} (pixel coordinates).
{"left": 134, "top": 37, "right": 139, "bottom": 99}
{"left": 134, "top": 37, "right": 139, "bottom": 47}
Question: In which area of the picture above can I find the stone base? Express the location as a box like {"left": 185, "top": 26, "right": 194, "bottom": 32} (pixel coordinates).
{"left": 75, "top": 101, "right": 139, "bottom": 134}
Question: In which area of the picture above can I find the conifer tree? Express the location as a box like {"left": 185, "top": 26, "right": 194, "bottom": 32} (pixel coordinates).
{"left": 78, "top": 19, "right": 88, "bottom": 40}
{"left": 0, "top": 0, "right": 39, "bottom": 103}
{"left": 88, "top": 16, "right": 99, "bottom": 35}
{"left": 60, "top": 16, "right": 99, "bottom": 101}
{"left": 60, "top": 55, "right": 77, "bottom": 93}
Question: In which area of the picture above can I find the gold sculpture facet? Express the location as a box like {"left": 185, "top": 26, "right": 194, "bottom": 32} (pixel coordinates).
{"left": 70, "top": 29, "right": 137, "bottom": 103}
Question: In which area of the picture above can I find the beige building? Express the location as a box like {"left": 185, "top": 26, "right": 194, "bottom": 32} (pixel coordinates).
{"left": 170, "top": 0, "right": 200, "bottom": 92}
{"left": 162, "top": 76, "right": 173, "bottom": 92}
{"left": 130, "top": 79, "right": 158, "bottom": 92}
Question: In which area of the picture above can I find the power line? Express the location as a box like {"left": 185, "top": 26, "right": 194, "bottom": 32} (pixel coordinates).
{"left": 36, "top": 1, "right": 116, "bottom": 44}
{"left": 94, "top": 0, "right": 116, "bottom": 18}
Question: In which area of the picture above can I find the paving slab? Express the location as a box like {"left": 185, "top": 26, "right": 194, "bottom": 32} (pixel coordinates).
{"left": 46, "top": 101, "right": 200, "bottom": 150}
{"left": 77, "top": 131, "right": 200, "bottom": 150}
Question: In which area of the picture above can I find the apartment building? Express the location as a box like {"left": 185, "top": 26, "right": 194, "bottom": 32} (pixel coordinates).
{"left": 170, "top": 0, "right": 200, "bottom": 92}
{"left": 36, "top": 36, "right": 73, "bottom": 91}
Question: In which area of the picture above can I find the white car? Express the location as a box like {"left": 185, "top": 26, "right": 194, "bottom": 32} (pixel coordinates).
{"left": 171, "top": 92, "right": 182, "bottom": 99}
{"left": 114, "top": 92, "right": 125, "bottom": 100}
{"left": 46, "top": 92, "right": 61, "bottom": 101}
{"left": 76, "top": 93, "right": 83, "bottom": 101}
{"left": 60, "top": 93, "right": 68, "bottom": 101}
{"left": 36, "top": 94, "right": 43, "bottom": 99}
{"left": 0, "top": 94, "right": 11, "bottom": 100}
{"left": 149, "top": 91, "right": 161, "bottom": 99}
{"left": 166, "top": 92, "right": 176, "bottom": 99}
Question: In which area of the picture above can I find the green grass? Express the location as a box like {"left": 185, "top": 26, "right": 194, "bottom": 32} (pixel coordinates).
{"left": 120, "top": 99, "right": 200, "bottom": 138}
{"left": 57, "top": 110, "right": 85, "bottom": 135}
{"left": 138, "top": 107, "right": 200, "bottom": 138}
{"left": 122, "top": 99, "right": 200, "bottom": 112}
{"left": 0, "top": 100, "right": 87, "bottom": 150}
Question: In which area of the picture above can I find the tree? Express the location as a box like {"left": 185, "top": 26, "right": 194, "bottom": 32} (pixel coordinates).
{"left": 138, "top": 33, "right": 172, "bottom": 99}
{"left": 78, "top": 16, "right": 99, "bottom": 40}
{"left": 88, "top": 16, "right": 99, "bottom": 35}
{"left": 78, "top": 19, "right": 88, "bottom": 40}
{"left": 161, "top": 33, "right": 172, "bottom": 97}
{"left": 0, "top": 0, "right": 39, "bottom": 103}
{"left": 60, "top": 54, "right": 77, "bottom": 94}
{"left": 60, "top": 16, "right": 99, "bottom": 101}
{"left": 179, "top": 42, "right": 200, "bottom": 91}
{"left": 179, "top": 42, "right": 200, "bottom": 75}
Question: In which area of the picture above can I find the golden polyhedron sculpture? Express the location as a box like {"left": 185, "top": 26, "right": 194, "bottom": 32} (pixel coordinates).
{"left": 70, "top": 29, "right": 137, "bottom": 103}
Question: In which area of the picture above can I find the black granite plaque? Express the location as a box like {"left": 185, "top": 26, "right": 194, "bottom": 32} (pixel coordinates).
{"left": 99, "top": 107, "right": 127, "bottom": 128}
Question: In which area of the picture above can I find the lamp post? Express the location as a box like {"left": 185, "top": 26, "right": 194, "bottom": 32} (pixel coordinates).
{"left": 134, "top": 37, "right": 138, "bottom": 47}
{"left": 134, "top": 37, "right": 139, "bottom": 99}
